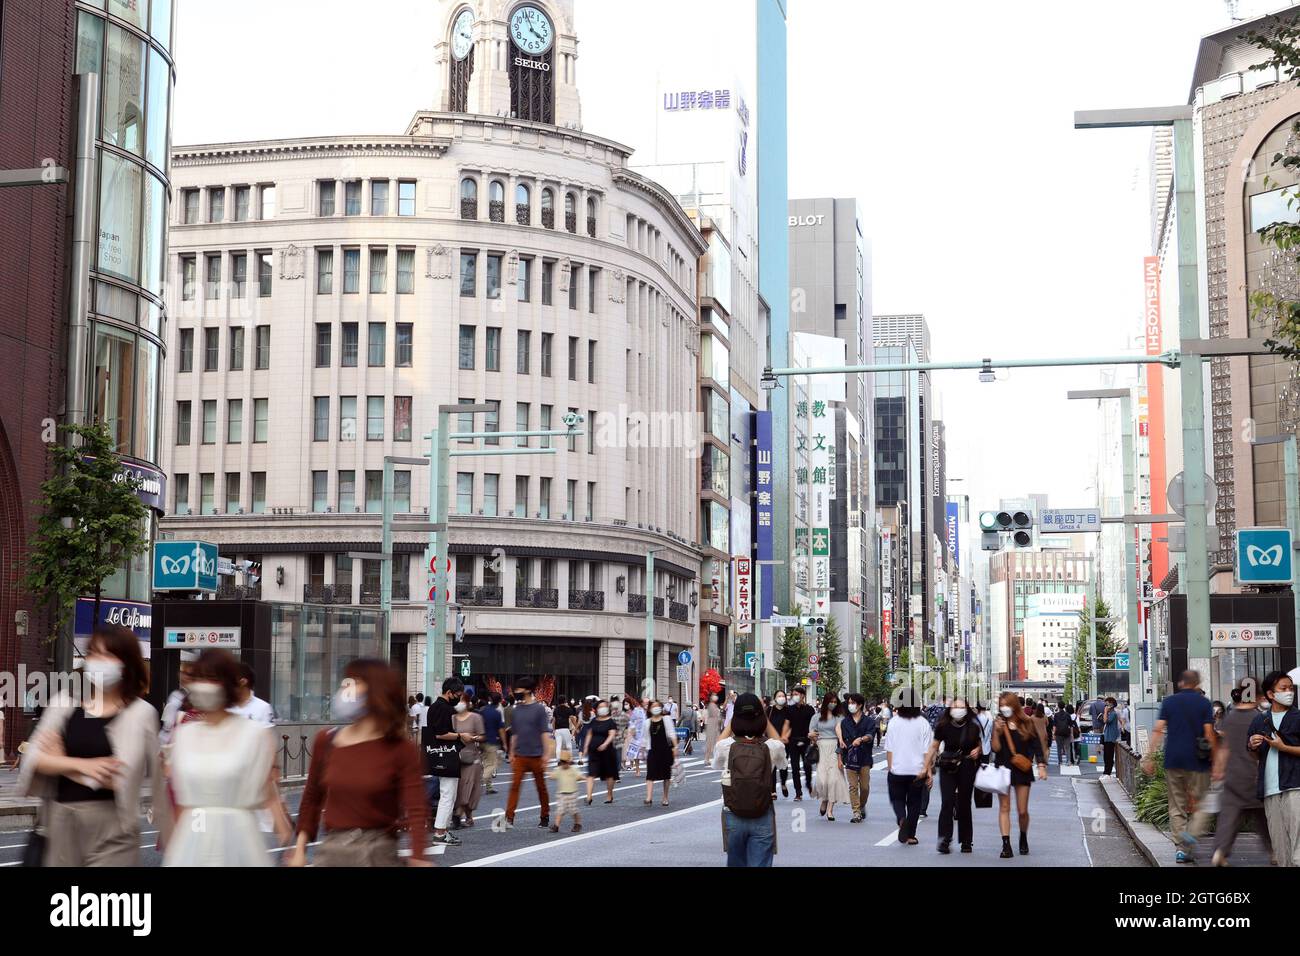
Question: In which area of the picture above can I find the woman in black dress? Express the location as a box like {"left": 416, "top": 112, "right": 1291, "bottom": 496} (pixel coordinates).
{"left": 989, "top": 692, "right": 1047, "bottom": 859}
{"left": 923, "top": 696, "right": 984, "bottom": 855}
{"left": 642, "top": 700, "right": 678, "bottom": 807}
{"left": 583, "top": 700, "right": 621, "bottom": 805}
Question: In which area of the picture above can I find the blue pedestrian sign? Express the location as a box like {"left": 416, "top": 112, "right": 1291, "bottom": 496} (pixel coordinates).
{"left": 1115, "top": 653, "right": 1130, "bottom": 669}
{"left": 1235, "top": 527, "right": 1294, "bottom": 585}
{"left": 744, "top": 652, "right": 758, "bottom": 670}
{"left": 153, "top": 540, "right": 219, "bottom": 593}
{"left": 676, "top": 650, "right": 693, "bottom": 666}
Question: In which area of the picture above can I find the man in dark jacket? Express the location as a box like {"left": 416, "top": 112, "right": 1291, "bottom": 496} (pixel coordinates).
{"left": 1248, "top": 671, "right": 1300, "bottom": 866}
{"left": 424, "top": 677, "right": 465, "bottom": 846}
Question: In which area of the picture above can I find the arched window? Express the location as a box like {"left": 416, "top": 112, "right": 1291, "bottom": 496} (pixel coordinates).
{"left": 460, "top": 178, "right": 478, "bottom": 220}
{"left": 515, "top": 183, "right": 531, "bottom": 225}
{"left": 586, "top": 196, "right": 597, "bottom": 237}
{"left": 489, "top": 180, "right": 505, "bottom": 222}
{"left": 564, "top": 192, "right": 577, "bottom": 233}
{"left": 541, "top": 188, "right": 555, "bottom": 229}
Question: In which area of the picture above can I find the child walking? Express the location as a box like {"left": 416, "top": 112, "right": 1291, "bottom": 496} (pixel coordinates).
{"left": 549, "top": 750, "right": 583, "bottom": 833}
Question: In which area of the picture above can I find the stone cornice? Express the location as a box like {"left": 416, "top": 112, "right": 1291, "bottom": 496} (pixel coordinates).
{"left": 172, "top": 138, "right": 454, "bottom": 166}
{"left": 612, "top": 169, "right": 709, "bottom": 257}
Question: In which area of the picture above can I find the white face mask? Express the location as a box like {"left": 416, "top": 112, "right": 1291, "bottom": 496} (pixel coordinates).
{"left": 83, "top": 659, "right": 122, "bottom": 689}
{"left": 188, "top": 681, "right": 225, "bottom": 712}
{"left": 999, "top": 706, "right": 1014, "bottom": 718}
{"left": 774, "top": 697, "right": 786, "bottom": 707}
{"left": 847, "top": 703, "right": 859, "bottom": 714}
{"left": 1275, "top": 691, "right": 1295, "bottom": 707}
{"left": 332, "top": 690, "right": 367, "bottom": 723}
{"left": 454, "top": 701, "right": 468, "bottom": 713}
{"left": 597, "top": 706, "right": 610, "bottom": 717}
{"left": 950, "top": 708, "right": 968, "bottom": 721}
{"left": 792, "top": 695, "right": 802, "bottom": 704}
{"left": 651, "top": 706, "right": 663, "bottom": 716}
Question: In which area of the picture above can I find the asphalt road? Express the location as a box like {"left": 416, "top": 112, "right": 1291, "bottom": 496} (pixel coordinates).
{"left": 0, "top": 738, "right": 1148, "bottom": 867}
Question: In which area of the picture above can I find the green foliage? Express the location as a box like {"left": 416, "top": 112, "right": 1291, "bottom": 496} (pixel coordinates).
{"left": 859, "top": 637, "right": 891, "bottom": 703}
{"left": 775, "top": 615, "right": 808, "bottom": 687}
{"left": 816, "top": 617, "right": 844, "bottom": 694}
{"left": 1133, "top": 750, "right": 1169, "bottom": 830}
{"left": 23, "top": 423, "right": 149, "bottom": 642}
{"left": 1244, "top": 18, "right": 1300, "bottom": 359}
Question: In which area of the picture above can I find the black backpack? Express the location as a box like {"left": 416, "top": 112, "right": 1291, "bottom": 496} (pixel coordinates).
{"left": 723, "top": 738, "right": 773, "bottom": 818}
{"left": 1053, "top": 710, "right": 1073, "bottom": 735}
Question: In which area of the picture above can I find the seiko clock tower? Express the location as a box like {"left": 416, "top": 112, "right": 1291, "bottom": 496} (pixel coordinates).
{"left": 434, "top": 0, "right": 582, "bottom": 129}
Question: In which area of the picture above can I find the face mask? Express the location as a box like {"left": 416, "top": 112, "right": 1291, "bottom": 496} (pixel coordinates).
{"left": 1260, "top": 701, "right": 1272, "bottom": 712}
{"left": 188, "top": 681, "right": 225, "bottom": 712}
{"left": 454, "top": 702, "right": 468, "bottom": 713}
{"left": 83, "top": 659, "right": 123, "bottom": 689}
{"left": 847, "top": 703, "right": 859, "bottom": 714}
{"left": 333, "top": 690, "right": 367, "bottom": 723}
{"left": 651, "top": 706, "right": 663, "bottom": 716}
{"left": 514, "top": 693, "right": 526, "bottom": 702}
{"left": 774, "top": 697, "right": 786, "bottom": 707}
{"left": 792, "top": 695, "right": 802, "bottom": 704}
{"left": 597, "top": 706, "right": 610, "bottom": 717}
{"left": 1275, "top": 691, "right": 1295, "bottom": 707}
{"left": 950, "top": 708, "right": 968, "bottom": 721}
{"left": 999, "top": 706, "right": 1014, "bottom": 718}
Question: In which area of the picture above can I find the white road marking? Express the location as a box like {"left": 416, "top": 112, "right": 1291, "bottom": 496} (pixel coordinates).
{"left": 875, "top": 828, "right": 901, "bottom": 846}
{"left": 456, "top": 798, "right": 725, "bottom": 867}
{"left": 1059, "top": 765, "right": 1082, "bottom": 776}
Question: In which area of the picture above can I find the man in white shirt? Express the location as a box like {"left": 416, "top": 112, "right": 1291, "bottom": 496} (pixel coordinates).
{"left": 667, "top": 696, "right": 680, "bottom": 721}
{"left": 409, "top": 693, "right": 426, "bottom": 738}
{"left": 883, "top": 690, "right": 933, "bottom": 845}
{"left": 228, "top": 663, "right": 275, "bottom": 726}
{"left": 160, "top": 658, "right": 196, "bottom": 748}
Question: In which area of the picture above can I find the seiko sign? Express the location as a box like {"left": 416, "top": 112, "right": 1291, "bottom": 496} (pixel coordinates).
{"left": 788, "top": 214, "right": 825, "bottom": 227}
{"left": 513, "top": 55, "right": 550, "bottom": 72}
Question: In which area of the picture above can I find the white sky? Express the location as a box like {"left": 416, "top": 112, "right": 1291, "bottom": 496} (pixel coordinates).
{"left": 172, "top": 0, "right": 1270, "bottom": 522}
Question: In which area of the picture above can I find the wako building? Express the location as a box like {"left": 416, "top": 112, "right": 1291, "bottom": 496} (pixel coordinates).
{"left": 159, "top": 0, "right": 704, "bottom": 704}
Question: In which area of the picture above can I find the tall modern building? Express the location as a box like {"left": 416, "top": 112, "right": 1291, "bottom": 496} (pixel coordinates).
{"left": 987, "top": 546, "right": 1090, "bottom": 683}
{"left": 159, "top": 0, "right": 705, "bottom": 707}
{"left": 788, "top": 197, "right": 876, "bottom": 673}
{"left": 1, "top": 0, "right": 176, "bottom": 750}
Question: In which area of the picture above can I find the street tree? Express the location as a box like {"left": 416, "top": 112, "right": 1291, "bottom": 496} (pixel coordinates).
{"left": 859, "top": 636, "right": 890, "bottom": 703}
{"left": 816, "top": 617, "right": 845, "bottom": 695}
{"left": 1076, "top": 596, "right": 1122, "bottom": 661}
{"left": 23, "top": 423, "right": 149, "bottom": 645}
{"left": 775, "top": 617, "right": 808, "bottom": 689}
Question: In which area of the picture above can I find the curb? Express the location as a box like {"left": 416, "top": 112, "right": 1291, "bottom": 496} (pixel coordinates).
{"left": 1098, "top": 774, "right": 1173, "bottom": 867}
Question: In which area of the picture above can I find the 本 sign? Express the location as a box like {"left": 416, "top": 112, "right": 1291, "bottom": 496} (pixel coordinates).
{"left": 1040, "top": 509, "right": 1101, "bottom": 533}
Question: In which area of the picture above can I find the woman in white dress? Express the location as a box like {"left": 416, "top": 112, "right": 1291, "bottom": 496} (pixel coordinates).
{"left": 810, "top": 693, "right": 851, "bottom": 821}
{"left": 162, "top": 649, "right": 291, "bottom": 866}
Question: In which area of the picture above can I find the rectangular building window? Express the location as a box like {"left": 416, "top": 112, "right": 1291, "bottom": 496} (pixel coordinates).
{"left": 486, "top": 327, "right": 500, "bottom": 371}
{"left": 315, "top": 324, "right": 331, "bottom": 367}
{"left": 174, "top": 473, "right": 189, "bottom": 515}
{"left": 312, "top": 471, "right": 328, "bottom": 512}
{"left": 398, "top": 180, "right": 416, "bottom": 216}
{"left": 255, "top": 325, "right": 270, "bottom": 369}
{"left": 394, "top": 471, "right": 411, "bottom": 513}
{"left": 200, "top": 473, "right": 215, "bottom": 515}
{"left": 540, "top": 404, "right": 552, "bottom": 449}
{"left": 367, "top": 322, "right": 385, "bottom": 366}
{"left": 456, "top": 472, "right": 473, "bottom": 515}
{"left": 317, "top": 249, "right": 333, "bottom": 294}
{"left": 369, "top": 248, "right": 387, "bottom": 294}
{"left": 342, "top": 248, "right": 360, "bottom": 293}
{"left": 366, "top": 396, "right": 384, "bottom": 440}
{"left": 568, "top": 263, "right": 580, "bottom": 310}
{"left": 394, "top": 396, "right": 412, "bottom": 441}
{"left": 587, "top": 410, "right": 596, "bottom": 455}
{"left": 342, "top": 323, "right": 358, "bottom": 367}
{"left": 485, "top": 400, "right": 500, "bottom": 445}
{"left": 319, "top": 180, "right": 336, "bottom": 216}
{"left": 203, "top": 328, "right": 219, "bottom": 371}
{"left": 395, "top": 324, "right": 413, "bottom": 367}
{"left": 176, "top": 401, "right": 191, "bottom": 445}
{"left": 371, "top": 180, "right": 389, "bottom": 216}
{"left": 253, "top": 398, "right": 268, "bottom": 442}
{"left": 231, "top": 253, "right": 246, "bottom": 297}
{"left": 183, "top": 189, "right": 199, "bottom": 224}
{"left": 365, "top": 470, "right": 383, "bottom": 512}
{"left": 458, "top": 325, "right": 475, "bottom": 369}
{"left": 518, "top": 257, "right": 531, "bottom": 301}
{"left": 567, "top": 479, "right": 576, "bottom": 519}
{"left": 460, "top": 252, "right": 477, "bottom": 297}
{"left": 344, "top": 180, "right": 361, "bottom": 216}
{"left": 486, "top": 253, "right": 502, "bottom": 299}
{"left": 178, "top": 328, "right": 193, "bottom": 371}
{"left": 542, "top": 260, "right": 554, "bottom": 305}
{"left": 205, "top": 254, "right": 221, "bottom": 299}
{"left": 396, "top": 248, "right": 414, "bottom": 293}
{"left": 226, "top": 398, "right": 243, "bottom": 443}
{"left": 586, "top": 481, "right": 595, "bottom": 521}
{"left": 234, "top": 186, "right": 250, "bottom": 221}
{"left": 338, "top": 470, "right": 356, "bottom": 512}
{"left": 540, "top": 333, "right": 552, "bottom": 377}
{"left": 587, "top": 340, "right": 597, "bottom": 383}
{"left": 339, "top": 396, "right": 357, "bottom": 441}
{"left": 567, "top": 407, "right": 579, "bottom": 452}
{"left": 484, "top": 474, "right": 499, "bottom": 517}
{"left": 539, "top": 477, "right": 551, "bottom": 519}
{"left": 259, "top": 185, "right": 276, "bottom": 219}
{"left": 181, "top": 255, "right": 196, "bottom": 300}
{"left": 515, "top": 402, "right": 529, "bottom": 448}
{"left": 457, "top": 397, "right": 474, "bottom": 444}
{"left": 231, "top": 326, "right": 248, "bottom": 370}
{"left": 313, "top": 397, "right": 329, "bottom": 441}
{"left": 517, "top": 330, "right": 530, "bottom": 374}
{"left": 209, "top": 189, "right": 224, "bottom": 223}
{"left": 257, "top": 251, "right": 272, "bottom": 296}
{"left": 514, "top": 476, "right": 528, "bottom": 517}
{"left": 568, "top": 336, "right": 578, "bottom": 381}
{"left": 225, "top": 473, "right": 240, "bottom": 513}
{"left": 588, "top": 267, "right": 599, "bottom": 313}
{"left": 251, "top": 472, "right": 266, "bottom": 514}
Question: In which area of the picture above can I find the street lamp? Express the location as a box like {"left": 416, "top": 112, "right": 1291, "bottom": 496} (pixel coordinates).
{"left": 644, "top": 547, "right": 664, "bottom": 701}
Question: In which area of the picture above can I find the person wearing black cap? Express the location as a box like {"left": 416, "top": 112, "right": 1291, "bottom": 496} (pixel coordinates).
{"left": 711, "top": 693, "right": 787, "bottom": 866}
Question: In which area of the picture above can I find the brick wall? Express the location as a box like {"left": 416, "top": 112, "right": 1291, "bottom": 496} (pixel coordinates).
{"left": 0, "top": 0, "right": 76, "bottom": 753}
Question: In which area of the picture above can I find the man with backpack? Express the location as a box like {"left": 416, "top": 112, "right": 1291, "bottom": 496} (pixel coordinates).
{"left": 711, "top": 693, "right": 787, "bottom": 866}
{"left": 1052, "top": 703, "right": 1076, "bottom": 766}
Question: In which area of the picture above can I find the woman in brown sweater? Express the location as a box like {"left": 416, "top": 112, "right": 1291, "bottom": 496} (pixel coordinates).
{"left": 288, "top": 659, "right": 429, "bottom": 867}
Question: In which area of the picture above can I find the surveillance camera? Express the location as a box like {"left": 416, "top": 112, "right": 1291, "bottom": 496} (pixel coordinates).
{"left": 562, "top": 411, "right": 585, "bottom": 429}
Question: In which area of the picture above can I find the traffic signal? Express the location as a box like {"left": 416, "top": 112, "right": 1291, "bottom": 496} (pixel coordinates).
{"left": 978, "top": 510, "right": 1034, "bottom": 548}
{"left": 803, "top": 616, "right": 826, "bottom": 639}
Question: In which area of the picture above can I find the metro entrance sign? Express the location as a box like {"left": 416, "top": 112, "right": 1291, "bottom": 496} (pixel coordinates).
{"left": 1235, "top": 527, "right": 1294, "bottom": 586}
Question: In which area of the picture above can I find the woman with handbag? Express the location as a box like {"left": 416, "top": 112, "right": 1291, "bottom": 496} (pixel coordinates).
{"left": 584, "top": 700, "right": 621, "bottom": 804}
{"left": 924, "top": 697, "right": 983, "bottom": 854}
{"left": 18, "top": 625, "right": 164, "bottom": 867}
{"left": 453, "top": 692, "right": 485, "bottom": 827}
{"left": 810, "top": 693, "right": 850, "bottom": 821}
{"left": 642, "top": 700, "right": 678, "bottom": 806}
{"left": 989, "top": 692, "right": 1047, "bottom": 859}
{"left": 289, "top": 659, "right": 428, "bottom": 866}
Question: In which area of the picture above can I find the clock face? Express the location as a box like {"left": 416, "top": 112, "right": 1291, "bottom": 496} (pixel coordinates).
{"left": 452, "top": 9, "right": 474, "bottom": 60}
{"left": 509, "top": 4, "right": 553, "bottom": 56}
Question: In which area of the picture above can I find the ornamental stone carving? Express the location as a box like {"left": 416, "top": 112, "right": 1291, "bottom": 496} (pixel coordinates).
{"left": 506, "top": 249, "right": 519, "bottom": 284}
{"left": 608, "top": 268, "right": 625, "bottom": 303}
{"left": 558, "top": 257, "right": 572, "bottom": 294}
{"left": 427, "top": 244, "right": 452, "bottom": 279}
{"left": 278, "top": 244, "right": 304, "bottom": 280}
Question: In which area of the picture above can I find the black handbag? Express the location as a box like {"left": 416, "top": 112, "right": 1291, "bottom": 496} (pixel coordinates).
{"left": 936, "top": 750, "right": 963, "bottom": 773}
{"left": 973, "top": 786, "right": 993, "bottom": 809}
{"left": 21, "top": 829, "right": 45, "bottom": 867}
{"left": 804, "top": 739, "right": 819, "bottom": 767}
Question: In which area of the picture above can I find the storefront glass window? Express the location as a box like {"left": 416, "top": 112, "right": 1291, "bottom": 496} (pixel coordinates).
{"left": 145, "top": 47, "right": 170, "bottom": 171}
{"left": 98, "top": 151, "right": 142, "bottom": 282}
{"left": 93, "top": 323, "right": 136, "bottom": 454}
{"left": 104, "top": 23, "right": 145, "bottom": 155}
